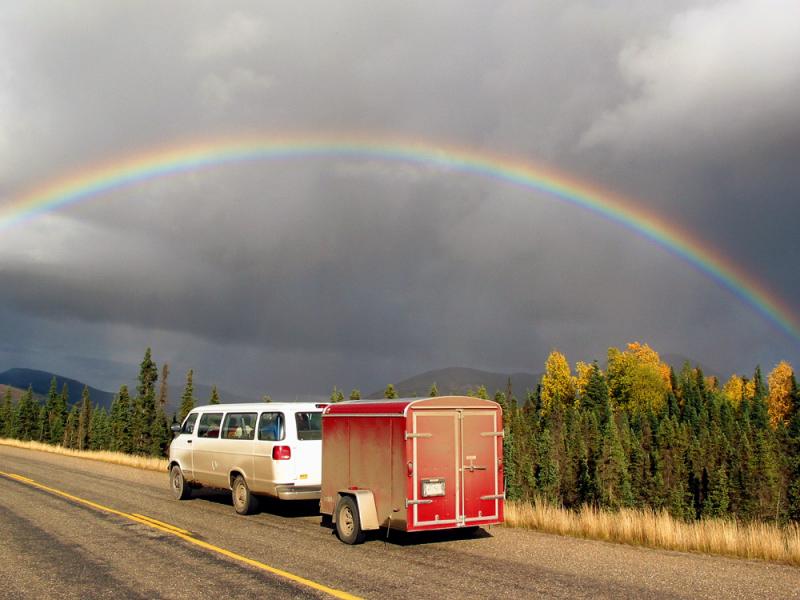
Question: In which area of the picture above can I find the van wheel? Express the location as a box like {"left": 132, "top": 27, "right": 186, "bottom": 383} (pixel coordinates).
{"left": 170, "top": 465, "right": 191, "bottom": 500}
{"left": 232, "top": 475, "right": 258, "bottom": 515}
{"left": 335, "top": 496, "right": 365, "bottom": 544}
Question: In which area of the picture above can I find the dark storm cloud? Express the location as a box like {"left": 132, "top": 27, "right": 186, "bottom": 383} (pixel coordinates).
{"left": 1, "top": 1, "right": 799, "bottom": 395}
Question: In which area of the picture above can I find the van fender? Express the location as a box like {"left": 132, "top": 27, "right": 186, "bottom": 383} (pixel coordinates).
{"left": 335, "top": 490, "right": 380, "bottom": 531}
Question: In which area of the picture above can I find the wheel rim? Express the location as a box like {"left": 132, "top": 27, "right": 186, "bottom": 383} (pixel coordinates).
{"left": 172, "top": 469, "right": 182, "bottom": 493}
{"left": 235, "top": 481, "right": 246, "bottom": 508}
{"left": 340, "top": 506, "right": 355, "bottom": 537}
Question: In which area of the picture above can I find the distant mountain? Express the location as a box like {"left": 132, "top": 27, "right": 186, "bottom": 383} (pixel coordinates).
{"left": 0, "top": 368, "right": 115, "bottom": 409}
{"left": 368, "top": 367, "right": 541, "bottom": 400}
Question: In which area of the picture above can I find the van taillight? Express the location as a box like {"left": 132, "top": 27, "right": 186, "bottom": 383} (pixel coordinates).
{"left": 272, "top": 445, "right": 291, "bottom": 460}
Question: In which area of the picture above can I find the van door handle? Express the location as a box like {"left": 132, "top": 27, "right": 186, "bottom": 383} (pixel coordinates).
{"left": 187, "top": 440, "right": 192, "bottom": 444}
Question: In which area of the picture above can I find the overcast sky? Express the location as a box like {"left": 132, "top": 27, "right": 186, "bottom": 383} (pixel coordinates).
{"left": 1, "top": 1, "right": 799, "bottom": 399}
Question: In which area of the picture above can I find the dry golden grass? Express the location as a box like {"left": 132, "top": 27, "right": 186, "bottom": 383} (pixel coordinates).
{"left": 505, "top": 499, "right": 800, "bottom": 566}
{"left": 0, "top": 438, "right": 168, "bottom": 472}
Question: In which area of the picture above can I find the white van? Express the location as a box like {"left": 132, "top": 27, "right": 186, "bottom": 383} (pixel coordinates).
{"left": 168, "top": 402, "right": 325, "bottom": 514}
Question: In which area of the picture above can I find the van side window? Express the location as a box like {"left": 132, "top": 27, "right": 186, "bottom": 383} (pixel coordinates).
{"left": 222, "top": 412, "right": 257, "bottom": 440}
{"left": 258, "top": 412, "right": 285, "bottom": 441}
{"left": 181, "top": 413, "right": 198, "bottom": 435}
{"left": 197, "top": 412, "right": 223, "bottom": 438}
{"left": 295, "top": 412, "right": 322, "bottom": 441}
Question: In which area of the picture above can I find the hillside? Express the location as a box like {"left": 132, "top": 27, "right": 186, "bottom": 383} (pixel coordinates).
{"left": 368, "top": 366, "right": 540, "bottom": 399}
{"left": 0, "top": 368, "right": 115, "bottom": 408}
{"left": 0, "top": 383, "right": 46, "bottom": 404}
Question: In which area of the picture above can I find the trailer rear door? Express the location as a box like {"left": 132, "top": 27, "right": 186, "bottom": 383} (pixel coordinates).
{"left": 409, "top": 408, "right": 501, "bottom": 529}
{"left": 460, "top": 409, "right": 501, "bottom": 524}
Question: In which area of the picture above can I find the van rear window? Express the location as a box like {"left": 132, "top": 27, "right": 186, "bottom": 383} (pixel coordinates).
{"left": 258, "top": 412, "right": 285, "bottom": 441}
{"left": 295, "top": 412, "right": 322, "bottom": 441}
{"left": 197, "top": 413, "right": 223, "bottom": 438}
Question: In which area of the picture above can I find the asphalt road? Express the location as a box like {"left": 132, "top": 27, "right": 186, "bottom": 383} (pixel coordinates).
{"left": 1, "top": 444, "right": 798, "bottom": 600}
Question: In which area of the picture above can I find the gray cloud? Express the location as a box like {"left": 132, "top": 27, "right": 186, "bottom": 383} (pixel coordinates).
{"left": 1, "top": 1, "right": 798, "bottom": 396}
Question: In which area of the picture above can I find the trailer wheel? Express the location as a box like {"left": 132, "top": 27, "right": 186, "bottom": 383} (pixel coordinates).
{"left": 335, "top": 496, "right": 365, "bottom": 544}
{"left": 170, "top": 464, "right": 191, "bottom": 500}
{"left": 232, "top": 475, "right": 258, "bottom": 515}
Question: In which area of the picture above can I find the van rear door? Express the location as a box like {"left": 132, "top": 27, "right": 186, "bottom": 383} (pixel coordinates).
{"left": 291, "top": 410, "right": 322, "bottom": 485}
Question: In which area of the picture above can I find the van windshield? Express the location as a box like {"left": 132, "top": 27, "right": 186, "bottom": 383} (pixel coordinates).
{"left": 295, "top": 411, "right": 322, "bottom": 441}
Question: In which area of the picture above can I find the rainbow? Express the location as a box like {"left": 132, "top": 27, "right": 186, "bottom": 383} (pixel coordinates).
{"left": 1, "top": 132, "right": 797, "bottom": 343}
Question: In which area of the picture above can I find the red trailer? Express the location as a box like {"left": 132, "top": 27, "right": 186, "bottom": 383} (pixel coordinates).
{"left": 320, "top": 396, "right": 504, "bottom": 544}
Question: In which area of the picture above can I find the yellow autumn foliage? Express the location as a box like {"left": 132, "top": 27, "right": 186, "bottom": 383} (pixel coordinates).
{"left": 575, "top": 361, "right": 594, "bottom": 398}
{"left": 767, "top": 361, "right": 795, "bottom": 428}
{"left": 606, "top": 342, "right": 671, "bottom": 413}
{"left": 722, "top": 374, "right": 745, "bottom": 406}
{"left": 540, "top": 350, "right": 576, "bottom": 413}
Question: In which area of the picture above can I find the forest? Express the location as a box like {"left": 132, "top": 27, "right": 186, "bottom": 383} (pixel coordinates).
{"left": 2, "top": 342, "right": 799, "bottom": 524}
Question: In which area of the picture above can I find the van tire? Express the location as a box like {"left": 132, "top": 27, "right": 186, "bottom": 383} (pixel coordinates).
{"left": 335, "top": 496, "right": 365, "bottom": 544}
{"left": 232, "top": 475, "right": 258, "bottom": 515}
{"left": 170, "top": 465, "right": 191, "bottom": 500}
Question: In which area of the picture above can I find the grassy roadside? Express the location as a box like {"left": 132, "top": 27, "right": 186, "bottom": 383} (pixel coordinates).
{"left": 0, "top": 438, "right": 168, "bottom": 472}
{"left": 4, "top": 438, "right": 798, "bottom": 566}
{"left": 506, "top": 499, "right": 800, "bottom": 566}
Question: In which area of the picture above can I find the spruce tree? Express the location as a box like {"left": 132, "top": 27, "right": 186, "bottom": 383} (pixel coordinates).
{"left": 0, "top": 388, "right": 10, "bottom": 437}
{"left": 349, "top": 389, "right": 361, "bottom": 401}
{"left": 63, "top": 404, "right": 79, "bottom": 449}
{"left": 536, "top": 427, "right": 560, "bottom": 503}
{"left": 77, "top": 386, "right": 92, "bottom": 451}
{"left": 596, "top": 406, "right": 633, "bottom": 509}
{"left": 179, "top": 369, "right": 196, "bottom": 421}
{"left": 14, "top": 386, "right": 37, "bottom": 441}
{"left": 428, "top": 382, "right": 439, "bottom": 397}
{"left": 329, "top": 386, "right": 345, "bottom": 404}
{"left": 209, "top": 386, "right": 221, "bottom": 404}
{"left": 109, "top": 385, "right": 133, "bottom": 453}
{"left": 133, "top": 347, "right": 158, "bottom": 454}
{"left": 157, "top": 363, "right": 170, "bottom": 409}
{"left": 89, "top": 406, "right": 111, "bottom": 451}
{"left": 384, "top": 384, "right": 398, "bottom": 399}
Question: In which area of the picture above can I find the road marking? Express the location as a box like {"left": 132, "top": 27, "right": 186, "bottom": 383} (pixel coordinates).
{"left": 130, "top": 513, "right": 192, "bottom": 535}
{"left": 0, "top": 470, "right": 361, "bottom": 600}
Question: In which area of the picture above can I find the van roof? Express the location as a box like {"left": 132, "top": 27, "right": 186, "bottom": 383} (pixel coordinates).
{"left": 190, "top": 402, "right": 325, "bottom": 413}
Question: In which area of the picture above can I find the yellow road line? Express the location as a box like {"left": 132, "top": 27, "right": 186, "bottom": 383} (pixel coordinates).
{"left": 130, "top": 513, "right": 192, "bottom": 535}
{"left": 0, "top": 470, "right": 361, "bottom": 600}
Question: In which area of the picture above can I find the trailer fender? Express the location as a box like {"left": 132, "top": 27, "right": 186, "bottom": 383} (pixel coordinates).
{"left": 334, "top": 490, "right": 380, "bottom": 531}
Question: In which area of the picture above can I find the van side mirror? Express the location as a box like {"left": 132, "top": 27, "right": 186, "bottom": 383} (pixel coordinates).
{"left": 171, "top": 423, "right": 182, "bottom": 435}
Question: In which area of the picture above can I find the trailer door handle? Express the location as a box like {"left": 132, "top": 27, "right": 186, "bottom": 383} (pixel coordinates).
{"left": 463, "top": 465, "right": 487, "bottom": 472}
{"left": 406, "top": 499, "right": 433, "bottom": 507}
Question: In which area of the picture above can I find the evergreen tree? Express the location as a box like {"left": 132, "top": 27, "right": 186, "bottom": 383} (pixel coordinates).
{"left": 157, "top": 363, "right": 170, "bottom": 409}
{"left": 63, "top": 404, "right": 79, "bottom": 449}
{"left": 535, "top": 427, "right": 560, "bottom": 503}
{"left": 109, "top": 385, "right": 133, "bottom": 453}
{"left": 384, "top": 384, "right": 398, "bottom": 399}
{"left": 596, "top": 407, "right": 633, "bottom": 509}
{"left": 89, "top": 406, "right": 111, "bottom": 451}
{"left": 179, "top": 369, "right": 196, "bottom": 421}
{"left": 0, "top": 388, "right": 11, "bottom": 437}
{"left": 209, "top": 385, "right": 221, "bottom": 404}
{"left": 132, "top": 347, "right": 158, "bottom": 454}
{"left": 14, "top": 386, "right": 37, "bottom": 441}
{"left": 150, "top": 403, "right": 171, "bottom": 457}
{"left": 349, "top": 389, "right": 361, "bottom": 401}
{"left": 428, "top": 382, "right": 439, "bottom": 397}
{"left": 329, "top": 386, "right": 345, "bottom": 403}
{"left": 77, "top": 386, "right": 92, "bottom": 451}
